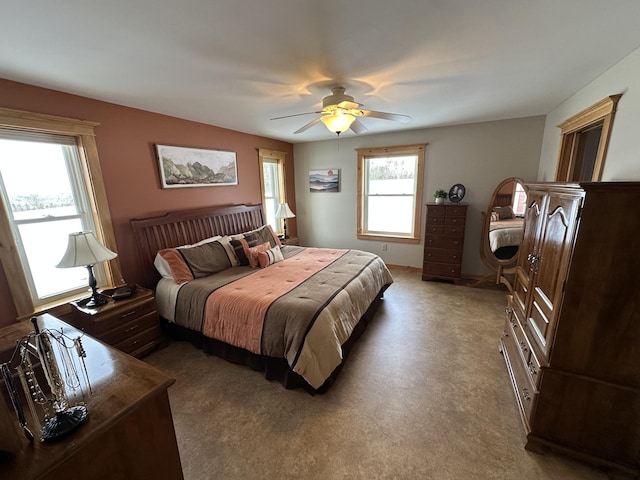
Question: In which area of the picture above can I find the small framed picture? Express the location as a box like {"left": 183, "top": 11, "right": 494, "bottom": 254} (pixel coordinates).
{"left": 309, "top": 169, "right": 339, "bottom": 193}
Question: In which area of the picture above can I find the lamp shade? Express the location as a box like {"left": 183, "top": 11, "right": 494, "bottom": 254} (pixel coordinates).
{"left": 57, "top": 231, "right": 117, "bottom": 268}
{"left": 320, "top": 111, "right": 355, "bottom": 134}
{"left": 275, "top": 203, "right": 295, "bottom": 219}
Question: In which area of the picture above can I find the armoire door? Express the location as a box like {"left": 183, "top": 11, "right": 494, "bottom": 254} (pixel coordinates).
{"left": 526, "top": 193, "right": 583, "bottom": 359}
{"left": 512, "top": 190, "right": 546, "bottom": 320}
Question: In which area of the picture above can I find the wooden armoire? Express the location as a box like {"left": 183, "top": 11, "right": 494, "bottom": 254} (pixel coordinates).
{"left": 500, "top": 182, "right": 639, "bottom": 477}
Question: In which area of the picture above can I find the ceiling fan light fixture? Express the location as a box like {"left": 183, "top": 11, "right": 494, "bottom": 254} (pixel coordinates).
{"left": 320, "top": 110, "right": 355, "bottom": 134}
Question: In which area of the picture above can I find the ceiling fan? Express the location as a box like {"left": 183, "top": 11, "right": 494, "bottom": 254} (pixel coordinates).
{"left": 271, "top": 87, "right": 411, "bottom": 135}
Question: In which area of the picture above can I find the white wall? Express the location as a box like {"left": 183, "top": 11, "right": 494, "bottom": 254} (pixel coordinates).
{"left": 538, "top": 46, "right": 640, "bottom": 181}
{"left": 293, "top": 116, "right": 544, "bottom": 277}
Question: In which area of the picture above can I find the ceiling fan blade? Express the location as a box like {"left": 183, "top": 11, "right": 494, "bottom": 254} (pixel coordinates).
{"left": 349, "top": 119, "right": 368, "bottom": 135}
{"left": 361, "top": 110, "right": 411, "bottom": 123}
{"left": 294, "top": 116, "right": 323, "bottom": 134}
{"left": 270, "top": 111, "right": 322, "bottom": 120}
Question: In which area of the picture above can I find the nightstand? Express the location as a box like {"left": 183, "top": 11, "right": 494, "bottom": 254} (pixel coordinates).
{"left": 282, "top": 237, "right": 299, "bottom": 246}
{"left": 68, "top": 285, "right": 165, "bottom": 358}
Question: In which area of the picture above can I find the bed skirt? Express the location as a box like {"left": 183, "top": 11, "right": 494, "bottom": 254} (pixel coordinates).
{"left": 163, "top": 289, "right": 385, "bottom": 394}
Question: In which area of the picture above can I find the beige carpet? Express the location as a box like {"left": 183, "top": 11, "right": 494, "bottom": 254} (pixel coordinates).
{"left": 144, "top": 268, "right": 608, "bottom": 480}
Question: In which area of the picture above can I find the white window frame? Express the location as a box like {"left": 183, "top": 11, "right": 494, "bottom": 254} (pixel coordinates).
{"left": 258, "top": 148, "right": 286, "bottom": 235}
{"left": 0, "top": 107, "right": 122, "bottom": 319}
{"left": 356, "top": 144, "right": 426, "bottom": 244}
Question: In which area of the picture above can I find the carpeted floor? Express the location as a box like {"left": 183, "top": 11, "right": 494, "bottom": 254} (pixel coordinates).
{"left": 144, "top": 268, "right": 608, "bottom": 480}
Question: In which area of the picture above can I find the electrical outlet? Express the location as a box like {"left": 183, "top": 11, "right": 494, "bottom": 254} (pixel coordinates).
{"left": 382, "top": 244, "right": 387, "bottom": 251}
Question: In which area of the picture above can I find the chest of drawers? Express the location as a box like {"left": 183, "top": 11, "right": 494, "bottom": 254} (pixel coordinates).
{"left": 422, "top": 203, "right": 467, "bottom": 283}
{"left": 69, "top": 285, "right": 165, "bottom": 357}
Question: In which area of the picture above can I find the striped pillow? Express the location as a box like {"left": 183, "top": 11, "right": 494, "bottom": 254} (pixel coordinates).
{"left": 258, "top": 246, "right": 284, "bottom": 268}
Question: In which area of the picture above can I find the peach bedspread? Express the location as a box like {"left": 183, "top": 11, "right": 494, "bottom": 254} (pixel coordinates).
{"left": 173, "top": 246, "right": 393, "bottom": 389}
{"left": 201, "top": 248, "right": 347, "bottom": 354}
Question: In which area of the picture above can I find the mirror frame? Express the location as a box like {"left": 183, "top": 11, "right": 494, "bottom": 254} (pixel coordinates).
{"left": 479, "top": 177, "right": 525, "bottom": 291}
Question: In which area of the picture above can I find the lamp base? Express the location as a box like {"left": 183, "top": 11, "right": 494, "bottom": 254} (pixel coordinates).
{"left": 85, "top": 293, "right": 109, "bottom": 308}
{"left": 40, "top": 405, "right": 88, "bottom": 442}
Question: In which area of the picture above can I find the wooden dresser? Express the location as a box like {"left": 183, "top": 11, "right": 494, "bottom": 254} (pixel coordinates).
{"left": 0, "top": 314, "right": 183, "bottom": 479}
{"left": 500, "top": 182, "right": 639, "bottom": 477}
{"left": 69, "top": 285, "right": 165, "bottom": 358}
{"left": 422, "top": 203, "right": 467, "bottom": 283}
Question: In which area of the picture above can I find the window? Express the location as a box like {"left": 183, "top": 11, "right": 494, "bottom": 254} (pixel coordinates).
{"left": 258, "top": 149, "right": 286, "bottom": 234}
{"left": 556, "top": 94, "right": 621, "bottom": 182}
{"left": 356, "top": 144, "right": 426, "bottom": 243}
{"left": 0, "top": 107, "right": 122, "bottom": 318}
{"left": 512, "top": 183, "right": 527, "bottom": 216}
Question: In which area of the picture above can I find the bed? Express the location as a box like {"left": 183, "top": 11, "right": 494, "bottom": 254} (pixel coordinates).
{"left": 488, "top": 206, "right": 524, "bottom": 259}
{"left": 130, "top": 204, "right": 393, "bottom": 393}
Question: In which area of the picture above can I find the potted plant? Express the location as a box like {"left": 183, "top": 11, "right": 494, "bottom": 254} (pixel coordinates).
{"left": 433, "top": 189, "right": 447, "bottom": 204}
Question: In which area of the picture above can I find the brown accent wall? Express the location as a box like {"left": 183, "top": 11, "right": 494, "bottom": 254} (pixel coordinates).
{"left": 0, "top": 78, "right": 295, "bottom": 327}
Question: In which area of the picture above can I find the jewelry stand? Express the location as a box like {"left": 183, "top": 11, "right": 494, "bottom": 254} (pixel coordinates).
{"left": 31, "top": 317, "right": 88, "bottom": 442}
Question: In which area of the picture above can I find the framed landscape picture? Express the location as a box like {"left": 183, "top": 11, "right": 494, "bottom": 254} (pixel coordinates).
{"left": 156, "top": 144, "right": 238, "bottom": 188}
{"left": 309, "top": 169, "right": 339, "bottom": 193}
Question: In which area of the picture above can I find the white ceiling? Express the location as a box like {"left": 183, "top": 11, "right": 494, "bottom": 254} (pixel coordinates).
{"left": 2, "top": 1, "right": 640, "bottom": 143}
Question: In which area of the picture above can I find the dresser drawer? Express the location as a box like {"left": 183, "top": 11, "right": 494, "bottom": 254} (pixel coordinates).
{"left": 98, "top": 310, "right": 160, "bottom": 345}
{"left": 445, "top": 205, "right": 467, "bottom": 217}
{"left": 501, "top": 328, "right": 537, "bottom": 423}
{"left": 425, "top": 235, "right": 464, "bottom": 250}
{"left": 507, "top": 305, "right": 542, "bottom": 389}
{"left": 426, "top": 205, "right": 446, "bottom": 217}
{"left": 444, "top": 225, "right": 464, "bottom": 235}
{"left": 91, "top": 299, "right": 156, "bottom": 336}
{"left": 445, "top": 216, "right": 465, "bottom": 227}
{"left": 424, "top": 248, "right": 462, "bottom": 264}
{"left": 426, "top": 215, "right": 445, "bottom": 226}
{"left": 422, "top": 262, "right": 460, "bottom": 278}
{"left": 113, "top": 323, "right": 162, "bottom": 356}
{"left": 426, "top": 224, "right": 445, "bottom": 235}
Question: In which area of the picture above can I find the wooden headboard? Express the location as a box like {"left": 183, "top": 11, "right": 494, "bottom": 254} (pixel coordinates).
{"left": 130, "top": 204, "right": 265, "bottom": 288}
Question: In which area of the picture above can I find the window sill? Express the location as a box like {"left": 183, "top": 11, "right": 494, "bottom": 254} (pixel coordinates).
{"left": 17, "top": 292, "right": 92, "bottom": 322}
{"left": 357, "top": 233, "right": 420, "bottom": 244}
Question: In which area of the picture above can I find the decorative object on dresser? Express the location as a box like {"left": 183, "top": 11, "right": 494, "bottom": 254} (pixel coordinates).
{"left": 422, "top": 203, "right": 467, "bottom": 284}
{"left": 432, "top": 189, "right": 448, "bottom": 205}
{"left": 68, "top": 285, "right": 165, "bottom": 358}
{"left": 499, "top": 181, "right": 640, "bottom": 478}
{"left": 275, "top": 202, "right": 296, "bottom": 239}
{"left": 56, "top": 231, "right": 118, "bottom": 307}
{"left": 0, "top": 314, "right": 183, "bottom": 479}
{"left": 448, "top": 183, "right": 466, "bottom": 203}
{"left": 1, "top": 316, "right": 92, "bottom": 443}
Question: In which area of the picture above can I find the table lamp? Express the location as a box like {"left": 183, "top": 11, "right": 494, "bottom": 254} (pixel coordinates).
{"left": 56, "top": 231, "right": 117, "bottom": 307}
{"left": 275, "top": 203, "right": 295, "bottom": 240}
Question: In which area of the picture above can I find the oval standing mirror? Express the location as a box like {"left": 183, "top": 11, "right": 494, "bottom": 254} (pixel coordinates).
{"left": 479, "top": 177, "right": 527, "bottom": 291}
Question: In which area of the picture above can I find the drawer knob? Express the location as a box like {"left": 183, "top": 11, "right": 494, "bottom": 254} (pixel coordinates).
{"left": 521, "top": 386, "right": 531, "bottom": 401}
{"left": 519, "top": 341, "right": 528, "bottom": 353}
{"left": 122, "top": 310, "right": 137, "bottom": 318}
{"left": 125, "top": 324, "right": 139, "bottom": 333}
{"left": 528, "top": 362, "right": 537, "bottom": 376}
